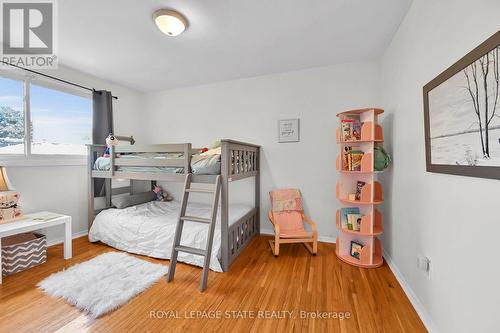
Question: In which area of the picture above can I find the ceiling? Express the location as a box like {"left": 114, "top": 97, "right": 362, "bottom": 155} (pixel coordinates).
{"left": 59, "top": 0, "right": 412, "bottom": 92}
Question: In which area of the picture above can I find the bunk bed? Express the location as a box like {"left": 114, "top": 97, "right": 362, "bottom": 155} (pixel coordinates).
{"left": 87, "top": 139, "right": 260, "bottom": 272}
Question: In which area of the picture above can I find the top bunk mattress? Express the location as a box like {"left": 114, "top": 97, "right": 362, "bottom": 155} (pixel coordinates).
{"left": 88, "top": 200, "right": 253, "bottom": 272}
{"left": 93, "top": 152, "right": 221, "bottom": 175}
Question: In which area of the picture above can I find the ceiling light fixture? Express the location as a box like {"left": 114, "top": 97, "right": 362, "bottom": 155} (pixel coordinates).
{"left": 153, "top": 9, "right": 188, "bottom": 37}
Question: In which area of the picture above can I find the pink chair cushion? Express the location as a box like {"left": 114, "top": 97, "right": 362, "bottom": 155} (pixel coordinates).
{"left": 272, "top": 211, "right": 310, "bottom": 238}
{"left": 269, "top": 189, "right": 302, "bottom": 212}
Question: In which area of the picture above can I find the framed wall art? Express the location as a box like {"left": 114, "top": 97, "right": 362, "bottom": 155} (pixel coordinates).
{"left": 423, "top": 31, "right": 500, "bottom": 179}
{"left": 278, "top": 119, "right": 300, "bottom": 143}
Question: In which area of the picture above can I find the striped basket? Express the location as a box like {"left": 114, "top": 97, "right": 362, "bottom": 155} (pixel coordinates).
{"left": 1, "top": 233, "right": 47, "bottom": 276}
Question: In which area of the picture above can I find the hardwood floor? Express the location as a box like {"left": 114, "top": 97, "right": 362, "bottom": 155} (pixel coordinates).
{"left": 0, "top": 236, "right": 426, "bottom": 333}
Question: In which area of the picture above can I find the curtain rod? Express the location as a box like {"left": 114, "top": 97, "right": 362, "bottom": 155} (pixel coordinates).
{"left": 0, "top": 60, "right": 118, "bottom": 100}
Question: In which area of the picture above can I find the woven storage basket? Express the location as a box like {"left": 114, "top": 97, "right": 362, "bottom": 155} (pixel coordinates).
{"left": 1, "top": 233, "right": 47, "bottom": 276}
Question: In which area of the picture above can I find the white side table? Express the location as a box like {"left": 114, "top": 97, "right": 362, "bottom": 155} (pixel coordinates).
{"left": 0, "top": 212, "right": 72, "bottom": 284}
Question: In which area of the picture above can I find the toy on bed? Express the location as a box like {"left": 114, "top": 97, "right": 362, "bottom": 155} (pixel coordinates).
{"left": 194, "top": 140, "right": 220, "bottom": 156}
{"left": 153, "top": 185, "right": 173, "bottom": 202}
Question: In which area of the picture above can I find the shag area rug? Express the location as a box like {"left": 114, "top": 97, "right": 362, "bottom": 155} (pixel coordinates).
{"left": 38, "top": 252, "right": 167, "bottom": 318}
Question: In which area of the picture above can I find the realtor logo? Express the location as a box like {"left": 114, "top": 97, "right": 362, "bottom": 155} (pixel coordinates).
{"left": 1, "top": 0, "right": 57, "bottom": 68}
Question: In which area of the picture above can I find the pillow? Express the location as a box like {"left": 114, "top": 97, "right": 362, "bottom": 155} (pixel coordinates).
{"left": 112, "top": 191, "right": 157, "bottom": 209}
{"left": 209, "top": 140, "right": 221, "bottom": 149}
{"left": 191, "top": 154, "right": 221, "bottom": 174}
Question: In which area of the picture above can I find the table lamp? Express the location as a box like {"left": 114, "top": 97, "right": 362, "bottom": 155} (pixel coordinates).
{"left": 0, "top": 166, "right": 13, "bottom": 191}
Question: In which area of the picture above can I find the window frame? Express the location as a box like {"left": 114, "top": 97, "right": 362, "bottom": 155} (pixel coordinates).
{"left": 0, "top": 69, "right": 92, "bottom": 167}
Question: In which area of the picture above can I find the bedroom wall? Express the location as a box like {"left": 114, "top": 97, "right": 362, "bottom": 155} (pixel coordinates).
{"left": 379, "top": 0, "right": 500, "bottom": 332}
{"left": 141, "top": 61, "right": 380, "bottom": 241}
{"left": 2, "top": 65, "right": 143, "bottom": 244}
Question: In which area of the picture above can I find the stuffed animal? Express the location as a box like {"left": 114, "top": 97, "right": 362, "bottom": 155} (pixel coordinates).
{"left": 374, "top": 145, "right": 392, "bottom": 171}
{"left": 153, "top": 185, "right": 173, "bottom": 202}
{"left": 103, "top": 134, "right": 120, "bottom": 157}
{"left": 106, "top": 134, "right": 119, "bottom": 147}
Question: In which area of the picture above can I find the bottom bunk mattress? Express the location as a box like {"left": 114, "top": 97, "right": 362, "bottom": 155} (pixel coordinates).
{"left": 88, "top": 200, "right": 253, "bottom": 272}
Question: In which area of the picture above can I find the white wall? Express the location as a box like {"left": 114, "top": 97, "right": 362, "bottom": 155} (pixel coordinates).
{"left": 379, "top": 0, "right": 500, "bottom": 332}
{"left": 3, "top": 65, "right": 143, "bottom": 244}
{"left": 142, "top": 62, "right": 380, "bottom": 240}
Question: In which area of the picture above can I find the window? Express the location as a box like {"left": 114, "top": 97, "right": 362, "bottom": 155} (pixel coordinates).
{"left": 0, "top": 76, "right": 24, "bottom": 154}
{"left": 0, "top": 72, "right": 92, "bottom": 162}
{"left": 30, "top": 84, "right": 92, "bottom": 155}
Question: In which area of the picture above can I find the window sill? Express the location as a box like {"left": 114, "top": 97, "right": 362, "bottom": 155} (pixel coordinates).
{"left": 0, "top": 156, "right": 87, "bottom": 167}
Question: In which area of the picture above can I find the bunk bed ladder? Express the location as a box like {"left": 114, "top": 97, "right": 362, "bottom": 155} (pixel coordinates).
{"left": 167, "top": 173, "right": 221, "bottom": 292}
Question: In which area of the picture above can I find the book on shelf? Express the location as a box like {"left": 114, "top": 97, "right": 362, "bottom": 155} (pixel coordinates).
{"left": 347, "top": 213, "right": 363, "bottom": 231}
{"left": 355, "top": 181, "right": 366, "bottom": 200}
{"left": 342, "top": 146, "right": 364, "bottom": 171}
{"left": 341, "top": 119, "right": 355, "bottom": 142}
{"left": 342, "top": 146, "right": 350, "bottom": 171}
{"left": 351, "top": 150, "right": 363, "bottom": 171}
{"left": 350, "top": 241, "right": 364, "bottom": 259}
{"left": 340, "top": 115, "right": 362, "bottom": 141}
{"left": 340, "top": 207, "right": 359, "bottom": 229}
{"left": 347, "top": 214, "right": 354, "bottom": 230}
{"left": 352, "top": 121, "right": 361, "bottom": 141}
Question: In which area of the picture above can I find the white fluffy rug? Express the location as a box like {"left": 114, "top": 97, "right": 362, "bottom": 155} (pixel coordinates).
{"left": 38, "top": 252, "right": 167, "bottom": 318}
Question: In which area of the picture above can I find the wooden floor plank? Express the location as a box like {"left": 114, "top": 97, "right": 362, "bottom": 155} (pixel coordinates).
{"left": 0, "top": 236, "right": 426, "bottom": 332}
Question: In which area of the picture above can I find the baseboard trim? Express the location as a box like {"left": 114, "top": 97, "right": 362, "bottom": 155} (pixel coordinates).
{"left": 383, "top": 251, "right": 438, "bottom": 333}
{"left": 260, "top": 230, "right": 336, "bottom": 244}
{"left": 46, "top": 230, "right": 88, "bottom": 247}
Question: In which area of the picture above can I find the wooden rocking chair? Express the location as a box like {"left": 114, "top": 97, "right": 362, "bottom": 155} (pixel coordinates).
{"left": 268, "top": 189, "right": 318, "bottom": 256}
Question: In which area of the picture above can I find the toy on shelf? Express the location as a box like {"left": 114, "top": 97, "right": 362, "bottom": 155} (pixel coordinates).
{"left": 0, "top": 166, "right": 23, "bottom": 223}
{"left": 335, "top": 108, "right": 388, "bottom": 268}
{"left": 374, "top": 145, "right": 391, "bottom": 171}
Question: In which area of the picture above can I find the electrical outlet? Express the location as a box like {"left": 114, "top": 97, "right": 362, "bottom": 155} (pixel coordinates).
{"left": 417, "top": 255, "right": 431, "bottom": 280}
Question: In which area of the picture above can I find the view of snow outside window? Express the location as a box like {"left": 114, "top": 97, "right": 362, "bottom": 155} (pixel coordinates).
{"left": 0, "top": 76, "right": 91, "bottom": 155}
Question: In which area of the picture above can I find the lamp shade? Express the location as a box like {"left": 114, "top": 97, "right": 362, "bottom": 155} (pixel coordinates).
{"left": 0, "top": 167, "right": 12, "bottom": 191}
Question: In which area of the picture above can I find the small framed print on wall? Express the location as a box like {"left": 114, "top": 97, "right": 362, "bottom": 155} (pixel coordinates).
{"left": 278, "top": 119, "right": 300, "bottom": 143}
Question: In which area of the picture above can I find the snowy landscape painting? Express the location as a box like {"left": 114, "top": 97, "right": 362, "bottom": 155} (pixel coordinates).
{"left": 424, "top": 31, "right": 500, "bottom": 179}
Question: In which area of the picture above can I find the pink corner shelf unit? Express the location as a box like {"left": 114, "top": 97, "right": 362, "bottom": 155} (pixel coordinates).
{"left": 335, "top": 108, "right": 384, "bottom": 268}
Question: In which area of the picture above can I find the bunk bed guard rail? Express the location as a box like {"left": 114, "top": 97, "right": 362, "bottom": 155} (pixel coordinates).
{"left": 220, "top": 140, "right": 260, "bottom": 270}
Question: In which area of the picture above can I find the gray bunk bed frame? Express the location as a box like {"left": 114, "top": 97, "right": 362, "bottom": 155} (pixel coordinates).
{"left": 87, "top": 139, "right": 260, "bottom": 272}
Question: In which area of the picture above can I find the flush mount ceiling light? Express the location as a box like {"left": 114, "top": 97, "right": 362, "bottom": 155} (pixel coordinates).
{"left": 153, "top": 9, "right": 188, "bottom": 37}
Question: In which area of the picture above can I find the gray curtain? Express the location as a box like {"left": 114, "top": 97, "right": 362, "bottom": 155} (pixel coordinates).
{"left": 92, "top": 90, "right": 114, "bottom": 196}
{"left": 92, "top": 90, "right": 114, "bottom": 144}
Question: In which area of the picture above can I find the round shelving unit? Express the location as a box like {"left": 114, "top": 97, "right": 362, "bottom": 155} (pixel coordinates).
{"left": 335, "top": 108, "right": 384, "bottom": 268}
